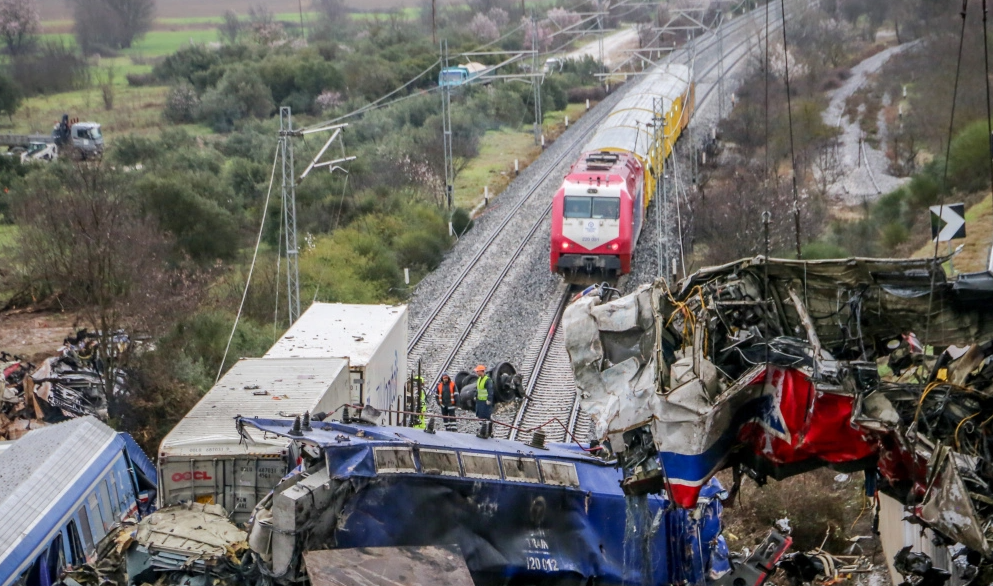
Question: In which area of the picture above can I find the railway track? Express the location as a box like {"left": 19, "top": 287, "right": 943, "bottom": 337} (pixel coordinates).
{"left": 497, "top": 2, "right": 793, "bottom": 444}
{"left": 408, "top": 0, "right": 792, "bottom": 439}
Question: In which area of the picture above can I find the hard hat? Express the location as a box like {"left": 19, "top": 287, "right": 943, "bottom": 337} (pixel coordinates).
{"left": 474, "top": 364, "right": 486, "bottom": 373}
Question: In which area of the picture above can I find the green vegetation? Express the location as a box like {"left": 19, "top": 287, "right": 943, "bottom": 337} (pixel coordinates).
{"left": 0, "top": 0, "right": 605, "bottom": 449}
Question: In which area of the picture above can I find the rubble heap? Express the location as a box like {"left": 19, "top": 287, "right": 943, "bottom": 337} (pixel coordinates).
{"left": 0, "top": 329, "right": 127, "bottom": 440}
{"left": 564, "top": 256, "right": 993, "bottom": 570}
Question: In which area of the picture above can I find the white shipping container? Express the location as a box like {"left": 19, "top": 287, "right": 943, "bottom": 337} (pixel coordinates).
{"left": 158, "top": 357, "right": 350, "bottom": 522}
{"left": 265, "top": 303, "right": 407, "bottom": 425}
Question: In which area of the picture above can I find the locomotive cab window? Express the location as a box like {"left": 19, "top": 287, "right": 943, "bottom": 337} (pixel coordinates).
{"left": 565, "top": 196, "right": 619, "bottom": 219}
{"left": 591, "top": 197, "right": 620, "bottom": 220}
{"left": 563, "top": 196, "right": 592, "bottom": 218}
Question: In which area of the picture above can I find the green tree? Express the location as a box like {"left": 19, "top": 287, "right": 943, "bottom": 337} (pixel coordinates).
{"left": 0, "top": 73, "right": 22, "bottom": 121}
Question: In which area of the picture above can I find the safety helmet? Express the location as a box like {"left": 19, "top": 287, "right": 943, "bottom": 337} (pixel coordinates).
{"left": 474, "top": 364, "right": 486, "bottom": 373}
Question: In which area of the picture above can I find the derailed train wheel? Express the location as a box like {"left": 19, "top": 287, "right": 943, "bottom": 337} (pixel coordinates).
{"left": 492, "top": 362, "right": 519, "bottom": 403}
{"left": 458, "top": 383, "right": 477, "bottom": 410}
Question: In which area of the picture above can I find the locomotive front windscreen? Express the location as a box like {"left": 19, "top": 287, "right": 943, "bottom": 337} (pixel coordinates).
{"left": 564, "top": 196, "right": 620, "bottom": 219}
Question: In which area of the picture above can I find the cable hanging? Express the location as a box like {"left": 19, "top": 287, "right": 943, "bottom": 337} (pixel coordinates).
{"left": 778, "top": 0, "right": 802, "bottom": 259}
{"left": 983, "top": 0, "right": 993, "bottom": 270}
{"left": 217, "top": 143, "right": 281, "bottom": 383}
{"left": 925, "top": 0, "right": 969, "bottom": 348}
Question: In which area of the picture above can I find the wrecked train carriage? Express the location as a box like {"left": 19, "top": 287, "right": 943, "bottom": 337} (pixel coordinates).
{"left": 235, "top": 415, "right": 774, "bottom": 586}
{"left": 0, "top": 417, "right": 157, "bottom": 586}
{"left": 563, "top": 256, "right": 993, "bottom": 521}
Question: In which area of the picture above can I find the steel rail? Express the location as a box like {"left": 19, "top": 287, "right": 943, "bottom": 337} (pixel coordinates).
{"left": 507, "top": 1, "right": 791, "bottom": 443}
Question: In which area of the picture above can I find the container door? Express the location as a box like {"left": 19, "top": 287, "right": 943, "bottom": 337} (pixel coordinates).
{"left": 160, "top": 459, "right": 221, "bottom": 506}
{"left": 232, "top": 457, "right": 286, "bottom": 521}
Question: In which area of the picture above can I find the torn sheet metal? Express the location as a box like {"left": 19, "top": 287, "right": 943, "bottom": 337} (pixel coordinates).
{"left": 562, "top": 256, "right": 993, "bottom": 566}
{"left": 1, "top": 330, "right": 129, "bottom": 440}
{"left": 133, "top": 502, "right": 249, "bottom": 573}
{"left": 304, "top": 545, "right": 475, "bottom": 586}
{"left": 238, "top": 416, "right": 735, "bottom": 586}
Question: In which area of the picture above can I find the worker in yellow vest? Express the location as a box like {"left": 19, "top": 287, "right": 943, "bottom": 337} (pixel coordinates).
{"left": 474, "top": 364, "right": 493, "bottom": 420}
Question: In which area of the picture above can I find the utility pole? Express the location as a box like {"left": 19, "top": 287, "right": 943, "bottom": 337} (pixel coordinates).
{"left": 279, "top": 107, "right": 301, "bottom": 325}
{"left": 278, "top": 111, "right": 356, "bottom": 325}
{"left": 718, "top": 12, "right": 725, "bottom": 121}
{"left": 441, "top": 39, "right": 454, "bottom": 209}
{"left": 531, "top": 13, "right": 543, "bottom": 146}
{"left": 653, "top": 98, "right": 664, "bottom": 280}
{"left": 597, "top": 0, "right": 605, "bottom": 82}
{"left": 298, "top": 0, "right": 305, "bottom": 40}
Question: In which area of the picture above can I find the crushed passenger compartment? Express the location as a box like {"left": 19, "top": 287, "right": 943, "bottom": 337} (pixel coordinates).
{"left": 562, "top": 256, "right": 993, "bottom": 578}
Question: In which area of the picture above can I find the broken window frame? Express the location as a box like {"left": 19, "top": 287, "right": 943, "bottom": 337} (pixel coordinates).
{"left": 460, "top": 453, "right": 502, "bottom": 480}
{"left": 373, "top": 447, "right": 417, "bottom": 474}
{"left": 500, "top": 455, "right": 542, "bottom": 484}
{"left": 417, "top": 449, "right": 461, "bottom": 477}
{"left": 538, "top": 460, "right": 581, "bottom": 488}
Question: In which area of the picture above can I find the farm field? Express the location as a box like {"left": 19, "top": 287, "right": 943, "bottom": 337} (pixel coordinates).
{"left": 36, "top": 0, "right": 422, "bottom": 21}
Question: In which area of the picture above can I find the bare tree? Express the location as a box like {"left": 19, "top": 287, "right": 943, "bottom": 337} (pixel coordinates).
{"left": 315, "top": 0, "right": 346, "bottom": 24}
{"left": 218, "top": 10, "right": 241, "bottom": 44}
{"left": 0, "top": 0, "right": 39, "bottom": 56}
{"left": 10, "top": 163, "right": 203, "bottom": 396}
{"left": 71, "top": 0, "right": 155, "bottom": 52}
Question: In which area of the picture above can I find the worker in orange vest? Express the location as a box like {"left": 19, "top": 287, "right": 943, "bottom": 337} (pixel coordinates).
{"left": 437, "top": 373, "right": 457, "bottom": 425}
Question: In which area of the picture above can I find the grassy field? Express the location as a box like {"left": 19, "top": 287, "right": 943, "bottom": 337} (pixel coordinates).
{"left": 454, "top": 102, "right": 590, "bottom": 211}
{"left": 8, "top": 84, "right": 215, "bottom": 137}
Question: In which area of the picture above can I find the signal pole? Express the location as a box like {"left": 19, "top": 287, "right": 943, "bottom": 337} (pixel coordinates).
{"left": 531, "top": 13, "right": 543, "bottom": 146}
{"left": 441, "top": 39, "right": 454, "bottom": 209}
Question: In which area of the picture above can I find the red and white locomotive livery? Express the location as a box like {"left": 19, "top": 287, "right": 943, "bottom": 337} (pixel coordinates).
{"left": 551, "top": 64, "right": 694, "bottom": 282}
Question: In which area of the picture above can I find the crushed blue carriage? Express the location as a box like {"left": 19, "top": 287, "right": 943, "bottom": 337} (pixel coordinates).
{"left": 0, "top": 416, "right": 157, "bottom": 586}
{"left": 238, "top": 412, "right": 788, "bottom": 585}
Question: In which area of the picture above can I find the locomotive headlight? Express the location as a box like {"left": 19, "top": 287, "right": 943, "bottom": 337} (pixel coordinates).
{"left": 608, "top": 242, "right": 619, "bottom": 251}
{"left": 562, "top": 241, "right": 571, "bottom": 250}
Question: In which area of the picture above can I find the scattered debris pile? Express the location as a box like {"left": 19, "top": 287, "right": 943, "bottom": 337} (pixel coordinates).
{"left": 66, "top": 503, "right": 250, "bottom": 586}
{"left": 563, "top": 256, "right": 993, "bottom": 578}
{"left": 0, "top": 329, "right": 127, "bottom": 440}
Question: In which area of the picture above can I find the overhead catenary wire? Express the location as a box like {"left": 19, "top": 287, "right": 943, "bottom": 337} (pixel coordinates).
{"left": 925, "top": 0, "right": 969, "bottom": 348}
{"left": 778, "top": 0, "right": 802, "bottom": 259}
{"left": 983, "top": 0, "right": 993, "bottom": 270}
{"left": 217, "top": 143, "right": 281, "bottom": 383}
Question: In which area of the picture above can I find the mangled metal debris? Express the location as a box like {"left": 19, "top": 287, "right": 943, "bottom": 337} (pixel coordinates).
{"left": 563, "top": 255, "right": 993, "bottom": 579}
{"left": 233, "top": 415, "right": 788, "bottom": 586}
{"left": 66, "top": 503, "right": 248, "bottom": 586}
{"left": 303, "top": 545, "right": 475, "bottom": 586}
{"left": 0, "top": 329, "right": 128, "bottom": 440}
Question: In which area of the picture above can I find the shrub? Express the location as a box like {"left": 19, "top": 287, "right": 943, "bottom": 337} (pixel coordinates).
{"left": 881, "top": 221, "right": 910, "bottom": 250}
{"left": 451, "top": 207, "right": 474, "bottom": 236}
{"left": 136, "top": 175, "right": 241, "bottom": 262}
{"left": 154, "top": 44, "right": 221, "bottom": 84}
{"left": 107, "top": 134, "right": 162, "bottom": 167}
{"left": 10, "top": 41, "right": 88, "bottom": 96}
{"left": 163, "top": 83, "right": 200, "bottom": 124}
{"left": 0, "top": 73, "right": 22, "bottom": 121}
{"left": 947, "top": 120, "right": 992, "bottom": 194}
{"left": 801, "top": 241, "right": 849, "bottom": 259}
{"left": 198, "top": 66, "right": 274, "bottom": 131}
{"left": 126, "top": 72, "right": 157, "bottom": 87}
{"left": 567, "top": 85, "right": 606, "bottom": 103}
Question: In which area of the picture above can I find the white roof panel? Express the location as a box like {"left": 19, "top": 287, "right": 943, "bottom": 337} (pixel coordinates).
{"left": 160, "top": 357, "right": 348, "bottom": 455}
{"left": 265, "top": 303, "right": 407, "bottom": 365}
{"left": 0, "top": 417, "right": 117, "bottom": 561}
{"left": 584, "top": 64, "right": 691, "bottom": 160}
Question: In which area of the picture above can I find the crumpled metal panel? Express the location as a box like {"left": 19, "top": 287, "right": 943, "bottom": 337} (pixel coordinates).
{"left": 304, "top": 545, "right": 475, "bottom": 586}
